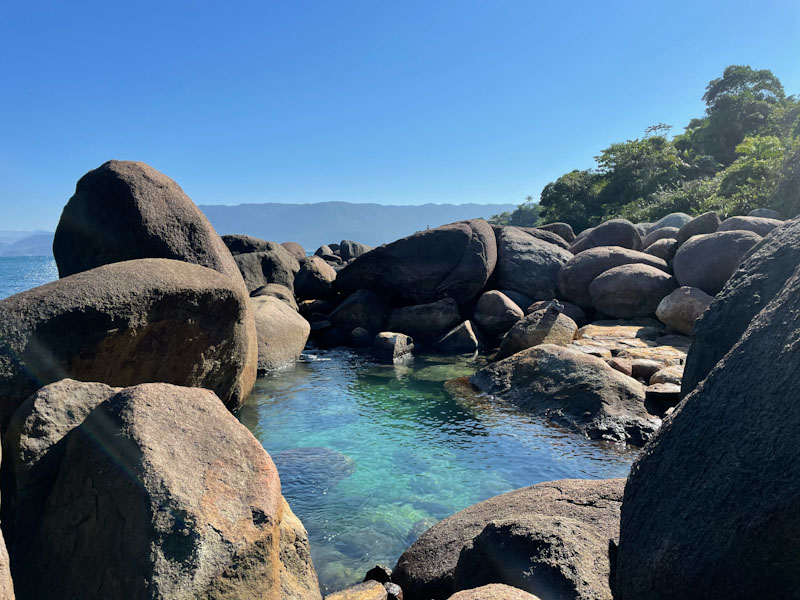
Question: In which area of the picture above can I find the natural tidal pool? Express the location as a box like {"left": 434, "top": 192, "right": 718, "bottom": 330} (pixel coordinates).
{"left": 238, "top": 347, "right": 637, "bottom": 593}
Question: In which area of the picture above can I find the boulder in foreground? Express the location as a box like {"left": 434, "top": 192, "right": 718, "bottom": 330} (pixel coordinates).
{"left": 393, "top": 478, "right": 625, "bottom": 600}
{"left": 0, "top": 258, "right": 257, "bottom": 424}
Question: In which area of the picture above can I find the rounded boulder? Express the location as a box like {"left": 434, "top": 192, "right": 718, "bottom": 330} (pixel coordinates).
{"left": 589, "top": 264, "right": 677, "bottom": 319}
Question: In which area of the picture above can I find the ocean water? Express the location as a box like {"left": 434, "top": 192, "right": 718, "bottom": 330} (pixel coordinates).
{"left": 0, "top": 256, "right": 58, "bottom": 299}
{"left": 239, "top": 348, "right": 636, "bottom": 593}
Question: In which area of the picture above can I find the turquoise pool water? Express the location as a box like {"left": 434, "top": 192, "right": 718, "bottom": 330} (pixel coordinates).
{"left": 238, "top": 348, "right": 636, "bottom": 593}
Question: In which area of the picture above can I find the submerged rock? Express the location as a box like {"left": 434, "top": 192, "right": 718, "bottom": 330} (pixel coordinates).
{"left": 0, "top": 258, "right": 257, "bottom": 425}
{"left": 272, "top": 447, "right": 356, "bottom": 494}
{"left": 472, "top": 344, "right": 658, "bottom": 445}
{"left": 393, "top": 479, "right": 625, "bottom": 600}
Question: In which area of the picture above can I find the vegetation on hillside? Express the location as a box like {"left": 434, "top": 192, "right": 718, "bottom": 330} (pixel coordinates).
{"left": 494, "top": 66, "right": 800, "bottom": 232}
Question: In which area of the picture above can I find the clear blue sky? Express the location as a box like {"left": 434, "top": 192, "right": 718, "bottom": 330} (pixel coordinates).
{"left": 1, "top": 0, "right": 799, "bottom": 230}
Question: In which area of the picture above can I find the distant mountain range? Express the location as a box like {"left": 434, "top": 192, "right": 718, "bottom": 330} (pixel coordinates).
{"left": 0, "top": 231, "right": 54, "bottom": 257}
{"left": 198, "top": 201, "right": 516, "bottom": 250}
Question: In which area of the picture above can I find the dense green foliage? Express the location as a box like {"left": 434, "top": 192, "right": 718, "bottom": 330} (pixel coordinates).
{"left": 489, "top": 195, "right": 541, "bottom": 226}
{"left": 524, "top": 66, "right": 800, "bottom": 232}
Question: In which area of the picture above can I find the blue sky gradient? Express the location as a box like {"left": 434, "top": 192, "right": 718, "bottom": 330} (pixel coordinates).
{"left": 2, "top": 0, "right": 799, "bottom": 229}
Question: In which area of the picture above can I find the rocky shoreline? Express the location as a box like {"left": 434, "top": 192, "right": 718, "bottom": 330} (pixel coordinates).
{"left": 0, "top": 159, "right": 796, "bottom": 599}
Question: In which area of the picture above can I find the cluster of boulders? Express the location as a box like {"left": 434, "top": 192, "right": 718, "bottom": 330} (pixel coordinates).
{"left": 377, "top": 214, "right": 800, "bottom": 600}
{"left": 0, "top": 160, "right": 322, "bottom": 599}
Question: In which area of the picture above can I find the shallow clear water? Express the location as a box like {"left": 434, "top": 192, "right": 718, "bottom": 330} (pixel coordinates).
{"left": 238, "top": 348, "right": 636, "bottom": 593}
{"left": 0, "top": 256, "right": 58, "bottom": 299}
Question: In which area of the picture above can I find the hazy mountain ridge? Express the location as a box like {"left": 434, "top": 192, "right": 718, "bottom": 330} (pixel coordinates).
{"left": 198, "top": 201, "right": 516, "bottom": 249}
{"left": 0, "top": 232, "right": 55, "bottom": 257}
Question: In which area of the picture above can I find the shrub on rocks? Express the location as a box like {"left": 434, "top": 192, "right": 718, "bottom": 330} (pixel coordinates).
{"left": 588, "top": 264, "right": 677, "bottom": 319}
{"left": 673, "top": 230, "right": 762, "bottom": 295}
{"left": 0, "top": 259, "right": 257, "bottom": 425}
{"left": 471, "top": 344, "right": 658, "bottom": 444}
{"left": 655, "top": 286, "right": 713, "bottom": 335}
{"left": 570, "top": 219, "right": 643, "bottom": 254}
{"left": 336, "top": 220, "right": 497, "bottom": 306}
{"left": 557, "top": 246, "right": 668, "bottom": 308}
{"left": 393, "top": 479, "right": 625, "bottom": 600}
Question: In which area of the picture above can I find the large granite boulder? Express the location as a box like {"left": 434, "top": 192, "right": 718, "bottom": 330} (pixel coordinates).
{"left": 394, "top": 479, "right": 625, "bottom": 600}
{"left": 329, "top": 290, "right": 390, "bottom": 334}
{"left": 588, "top": 264, "right": 677, "bottom": 319}
{"left": 615, "top": 241, "right": 800, "bottom": 599}
{"left": 557, "top": 247, "right": 668, "bottom": 308}
{"left": 641, "top": 226, "right": 678, "bottom": 249}
{"left": 251, "top": 283, "right": 299, "bottom": 311}
{"left": 0, "top": 259, "right": 257, "bottom": 425}
{"left": 281, "top": 241, "right": 307, "bottom": 261}
{"left": 650, "top": 212, "right": 692, "bottom": 231}
{"left": 387, "top": 298, "right": 462, "bottom": 341}
{"left": 53, "top": 161, "right": 241, "bottom": 286}
{"left": 655, "top": 286, "right": 713, "bottom": 336}
{"left": 673, "top": 230, "right": 762, "bottom": 295}
{"left": 536, "top": 222, "right": 575, "bottom": 244}
{"left": 513, "top": 226, "right": 571, "bottom": 250}
{"left": 493, "top": 227, "right": 573, "bottom": 301}
{"left": 295, "top": 256, "right": 338, "bottom": 300}
{"left": 717, "top": 215, "right": 782, "bottom": 237}
{"left": 234, "top": 243, "right": 300, "bottom": 293}
{"left": 473, "top": 291, "right": 524, "bottom": 338}
{"left": 570, "top": 219, "right": 643, "bottom": 254}
{"left": 337, "top": 220, "right": 497, "bottom": 306}
{"left": 251, "top": 296, "right": 310, "bottom": 373}
{"left": 495, "top": 306, "right": 577, "bottom": 360}
{"left": 747, "top": 207, "right": 782, "bottom": 219}
{"left": 339, "top": 240, "right": 373, "bottom": 261}
{"left": 682, "top": 217, "right": 800, "bottom": 394}
{"left": 642, "top": 238, "right": 676, "bottom": 261}
{"left": 223, "top": 233, "right": 271, "bottom": 255}
{"left": 471, "top": 344, "right": 657, "bottom": 444}
{"left": 19, "top": 383, "right": 316, "bottom": 600}
{"left": 674, "top": 211, "right": 720, "bottom": 246}
{"left": 447, "top": 585, "right": 541, "bottom": 600}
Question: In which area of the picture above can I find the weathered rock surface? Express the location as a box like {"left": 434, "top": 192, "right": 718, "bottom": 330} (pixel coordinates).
{"left": 650, "top": 212, "right": 692, "bottom": 231}
{"left": 436, "top": 321, "right": 480, "bottom": 354}
{"left": 234, "top": 243, "right": 300, "bottom": 293}
{"left": 329, "top": 290, "right": 389, "bottom": 335}
{"left": 616, "top": 247, "right": 800, "bottom": 599}
{"left": 251, "top": 296, "right": 311, "bottom": 373}
{"left": 279, "top": 497, "right": 323, "bottom": 600}
{"left": 53, "top": 161, "right": 241, "bottom": 286}
{"left": 557, "top": 247, "right": 668, "bottom": 308}
{"left": 472, "top": 344, "right": 657, "bottom": 444}
{"left": 281, "top": 241, "right": 307, "bottom": 261}
{"left": 223, "top": 234, "right": 271, "bottom": 255}
{"left": 337, "top": 220, "right": 497, "bottom": 306}
{"left": 747, "top": 207, "right": 782, "bottom": 219}
{"left": 536, "top": 222, "right": 575, "bottom": 243}
{"left": 493, "top": 227, "right": 573, "bottom": 301}
{"left": 296, "top": 256, "right": 338, "bottom": 300}
{"left": 394, "top": 479, "right": 625, "bottom": 600}
{"left": 0, "top": 532, "right": 11, "bottom": 600}
{"left": 513, "top": 226, "right": 571, "bottom": 250}
{"left": 272, "top": 447, "right": 355, "bottom": 495}
{"left": 682, "top": 216, "right": 800, "bottom": 393}
{"left": 473, "top": 291, "right": 524, "bottom": 337}
{"left": 495, "top": 307, "right": 578, "bottom": 360}
{"left": 655, "top": 286, "right": 712, "bottom": 335}
{"left": 23, "top": 383, "right": 291, "bottom": 600}
{"left": 717, "top": 215, "right": 782, "bottom": 237}
{"left": 387, "top": 298, "right": 462, "bottom": 341}
{"left": 339, "top": 240, "right": 373, "bottom": 261}
{"left": 326, "top": 581, "right": 388, "bottom": 600}
{"left": 526, "top": 300, "right": 587, "bottom": 327}
{"left": 251, "top": 283, "right": 299, "bottom": 311}
{"left": 641, "top": 226, "right": 678, "bottom": 249}
{"left": 447, "top": 585, "right": 541, "bottom": 600}
{"left": 498, "top": 289, "right": 534, "bottom": 313}
{"left": 673, "top": 230, "right": 762, "bottom": 295}
{"left": 674, "top": 211, "right": 720, "bottom": 246}
{"left": 589, "top": 264, "right": 677, "bottom": 319}
{"left": 642, "top": 238, "right": 676, "bottom": 260}
{"left": 570, "top": 219, "right": 643, "bottom": 254}
{"left": 0, "top": 259, "right": 257, "bottom": 425}
{"left": 649, "top": 365, "right": 683, "bottom": 385}
{"left": 372, "top": 333, "right": 414, "bottom": 364}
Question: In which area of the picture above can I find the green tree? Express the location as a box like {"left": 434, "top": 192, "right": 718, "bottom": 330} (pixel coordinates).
{"left": 538, "top": 170, "right": 600, "bottom": 232}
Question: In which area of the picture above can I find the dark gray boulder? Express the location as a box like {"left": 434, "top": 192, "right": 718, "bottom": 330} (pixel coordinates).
{"left": 747, "top": 207, "right": 782, "bottom": 219}
{"left": 650, "top": 212, "right": 692, "bottom": 231}
{"left": 513, "top": 226, "right": 571, "bottom": 250}
{"left": 223, "top": 233, "right": 271, "bottom": 255}
{"left": 281, "top": 241, "right": 307, "bottom": 261}
{"left": 655, "top": 286, "right": 713, "bottom": 336}
{"left": 315, "top": 244, "right": 333, "bottom": 257}
{"left": 557, "top": 247, "right": 668, "bottom": 308}
{"left": 251, "top": 296, "right": 310, "bottom": 373}
{"left": 495, "top": 307, "right": 578, "bottom": 360}
{"left": 682, "top": 217, "right": 800, "bottom": 394}
{"left": 570, "top": 219, "right": 643, "bottom": 254}
{"left": 588, "top": 264, "right": 677, "bottom": 319}
{"left": 339, "top": 240, "right": 373, "bottom": 261}
{"left": 473, "top": 290, "right": 524, "bottom": 338}
{"left": 674, "top": 211, "right": 720, "bottom": 246}
{"left": 643, "top": 238, "right": 676, "bottom": 261}
{"left": 436, "top": 321, "right": 480, "bottom": 354}
{"left": 0, "top": 259, "right": 258, "bottom": 425}
{"left": 471, "top": 344, "right": 657, "bottom": 444}
{"left": 372, "top": 332, "right": 414, "bottom": 364}
{"left": 337, "top": 220, "right": 497, "bottom": 306}
{"left": 234, "top": 243, "right": 300, "bottom": 293}
{"left": 387, "top": 298, "right": 462, "bottom": 341}
{"left": 641, "top": 226, "right": 678, "bottom": 249}
{"left": 295, "top": 256, "right": 338, "bottom": 300}
{"left": 536, "top": 222, "right": 576, "bottom": 243}
{"left": 251, "top": 283, "right": 299, "bottom": 311}
{"left": 393, "top": 479, "right": 625, "bottom": 600}
{"left": 616, "top": 243, "right": 800, "bottom": 599}
{"left": 717, "top": 215, "right": 782, "bottom": 237}
{"left": 329, "top": 290, "right": 389, "bottom": 334}
{"left": 526, "top": 300, "right": 587, "bottom": 327}
{"left": 493, "top": 227, "right": 573, "bottom": 301}
{"left": 673, "top": 230, "right": 762, "bottom": 295}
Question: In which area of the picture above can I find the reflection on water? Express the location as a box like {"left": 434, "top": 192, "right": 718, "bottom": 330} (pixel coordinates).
{"left": 0, "top": 256, "right": 58, "bottom": 299}
{"left": 238, "top": 347, "right": 636, "bottom": 593}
